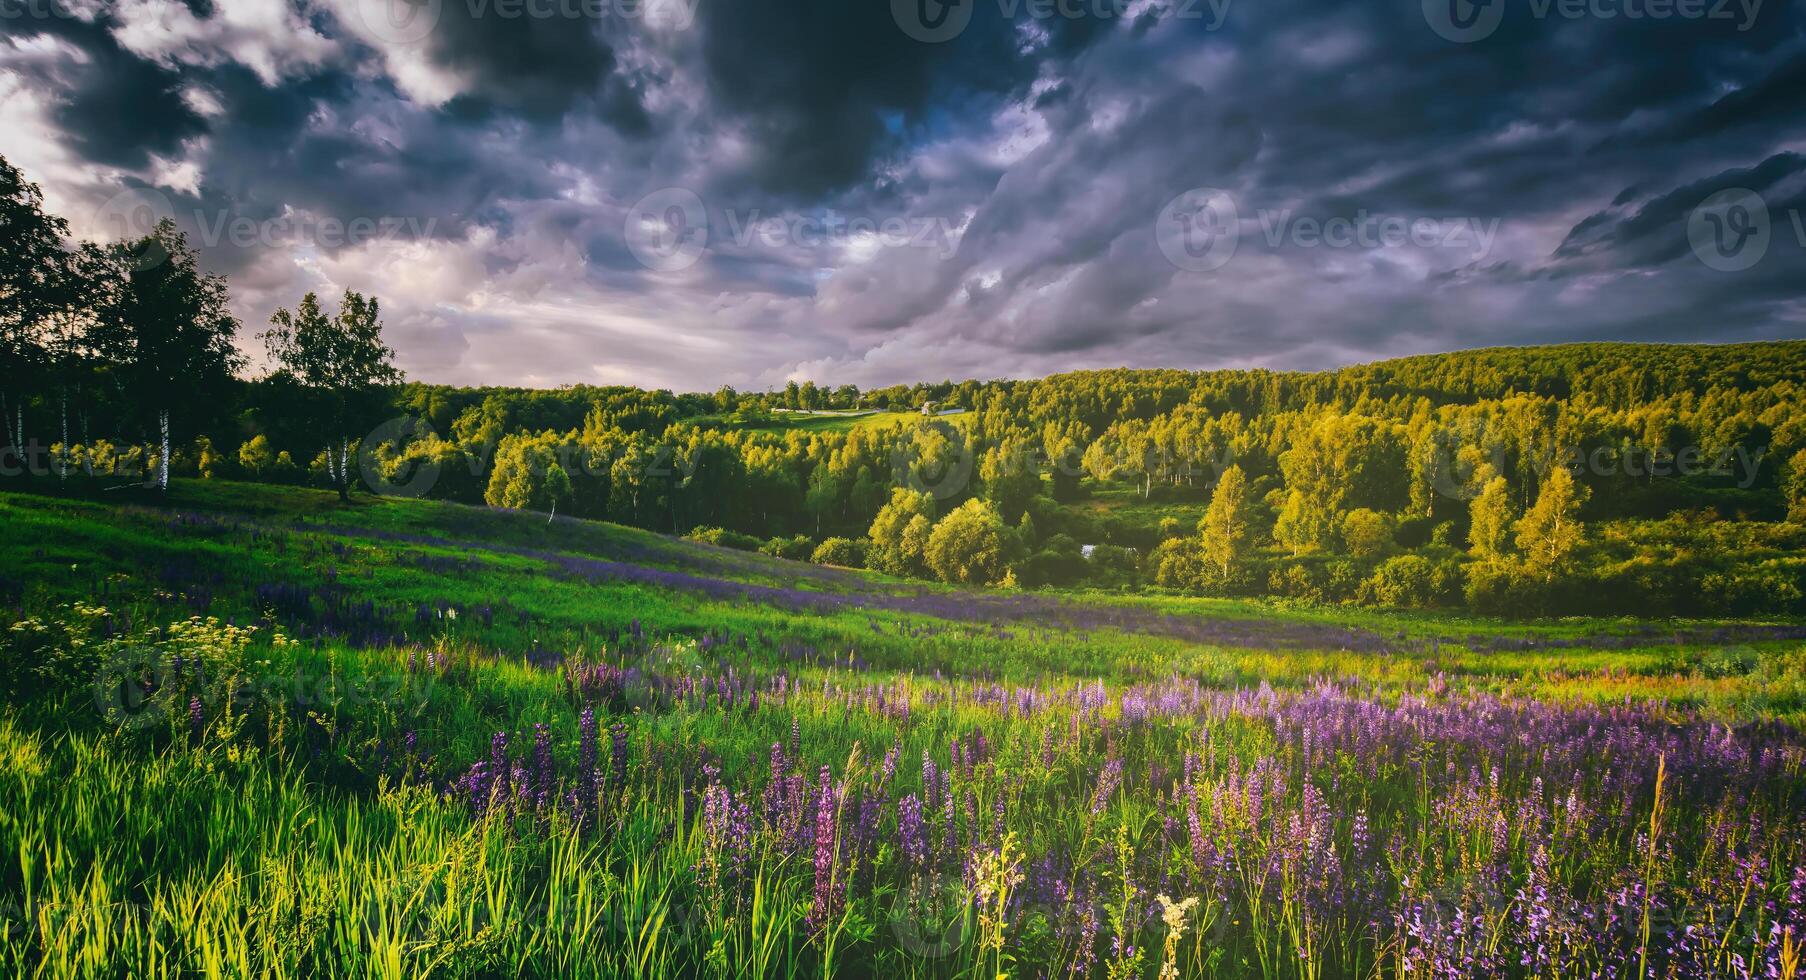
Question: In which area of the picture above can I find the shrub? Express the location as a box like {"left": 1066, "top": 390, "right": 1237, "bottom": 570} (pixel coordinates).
{"left": 1341, "top": 508, "right": 1393, "bottom": 560}
{"left": 1364, "top": 554, "right": 1439, "bottom": 609}
{"left": 1086, "top": 544, "right": 1141, "bottom": 585}
{"left": 686, "top": 527, "right": 762, "bottom": 552}
{"left": 1270, "top": 561, "right": 1327, "bottom": 603}
{"left": 239, "top": 434, "right": 276, "bottom": 477}
{"left": 1699, "top": 562, "right": 1805, "bottom": 617}
{"left": 1463, "top": 559, "right": 1559, "bottom": 616}
{"left": 760, "top": 535, "right": 816, "bottom": 561}
{"left": 811, "top": 537, "right": 867, "bottom": 568}
{"left": 1697, "top": 646, "right": 1760, "bottom": 679}
{"left": 1015, "top": 535, "right": 1088, "bottom": 588}
{"left": 925, "top": 498, "right": 1012, "bottom": 585}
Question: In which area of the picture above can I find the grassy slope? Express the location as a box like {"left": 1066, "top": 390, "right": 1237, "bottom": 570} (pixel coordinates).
{"left": 2, "top": 479, "right": 1800, "bottom": 717}
{"left": 687, "top": 409, "right": 921, "bottom": 435}
{"left": 3, "top": 479, "right": 1804, "bottom": 979}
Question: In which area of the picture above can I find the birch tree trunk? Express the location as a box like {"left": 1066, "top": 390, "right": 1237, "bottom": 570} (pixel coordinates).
{"left": 4, "top": 397, "right": 21, "bottom": 462}
{"left": 59, "top": 391, "right": 67, "bottom": 481}
{"left": 158, "top": 409, "right": 170, "bottom": 491}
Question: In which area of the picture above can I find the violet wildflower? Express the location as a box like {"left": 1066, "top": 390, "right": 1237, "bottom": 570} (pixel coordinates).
{"left": 807, "top": 766, "right": 841, "bottom": 933}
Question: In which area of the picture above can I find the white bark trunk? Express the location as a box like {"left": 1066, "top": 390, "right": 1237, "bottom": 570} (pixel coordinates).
{"left": 59, "top": 392, "right": 68, "bottom": 481}
{"left": 158, "top": 409, "right": 170, "bottom": 490}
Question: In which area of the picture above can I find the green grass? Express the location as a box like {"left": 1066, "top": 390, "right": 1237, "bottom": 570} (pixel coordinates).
{"left": 690, "top": 409, "right": 920, "bottom": 435}
{"left": 3, "top": 480, "right": 1804, "bottom": 978}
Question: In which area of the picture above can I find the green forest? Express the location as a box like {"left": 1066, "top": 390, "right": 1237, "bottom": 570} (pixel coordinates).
{"left": 6, "top": 155, "right": 1805, "bottom": 619}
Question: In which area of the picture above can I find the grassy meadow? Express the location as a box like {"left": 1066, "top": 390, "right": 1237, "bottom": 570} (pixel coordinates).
{"left": 2, "top": 480, "right": 1803, "bottom": 978}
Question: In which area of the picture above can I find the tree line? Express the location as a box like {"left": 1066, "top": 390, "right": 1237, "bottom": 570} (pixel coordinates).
{"left": 6, "top": 154, "right": 1806, "bottom": 616}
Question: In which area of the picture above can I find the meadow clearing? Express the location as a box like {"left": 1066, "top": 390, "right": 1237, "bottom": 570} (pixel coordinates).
{"left": 2, "top": 480, "right": 1802, "bottom": 979}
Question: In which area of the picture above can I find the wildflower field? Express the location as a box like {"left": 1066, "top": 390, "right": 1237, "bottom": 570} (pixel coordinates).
{"left": 2, "top": 481, "right": 1804, "bottom": 979}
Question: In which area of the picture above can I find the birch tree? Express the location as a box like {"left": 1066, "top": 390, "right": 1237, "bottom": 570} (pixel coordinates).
{"left": 262, "top": 290, "right": 401, "bottom": 501}
{"left": 0, "top": 155, "right": 74, "bottom": 466}
{"left": 90, "top": 220, "right": 240, "bottom": 491}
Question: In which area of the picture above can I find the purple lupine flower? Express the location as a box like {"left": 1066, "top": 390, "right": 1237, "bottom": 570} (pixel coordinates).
{"left": 489, "top": 731, "right": 511, "bottom": 808}
{"left": 922, "top": 752, "right": 939, "bottom": 811}
{"left": 899, "top": 793, "right": 928, "bottom": 868}
{"left": 577, "top": 708, "right": 599, "bottom": 814}
{"left": 763, "top": 741, "right": 787, "bottom": 827}
{"left": 700, "top": 779, "right": 751, "bottom": 904}
{"left": 1089, "top": 758, "right": 1123, "bottom": 815}
{"left": 531, "top": 722, "right": 554, "bottom": 812}
{"left": 188, "top": 696, "right": 203, "bottom": 743}
{"left": 608, "top": 722, "right": 629, "bottom": 796}
{"left": 1072, "top": 894, "right": 1100, "bottom": 977}
{"left": 807, "top": 766, "right": 841, "bottom": 933}
{"left": 881, "top": 743, "right": 899, "bottom": 784}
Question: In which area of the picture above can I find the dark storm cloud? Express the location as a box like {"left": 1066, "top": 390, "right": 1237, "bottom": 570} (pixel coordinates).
{"left": 2, "top": 0, "right": 1803, "bottom": 386}
{"left": 195, "top": 65, "right": 555, "bottom": 242}
{"left": 1551, "top": 152, "right": 1806, "bottom": 268}
{"left": 3, "top": 8, "right": 205, "bottom": 169}
{"left": 691, "top": 0, "right": 1045, "bottom": 198}
{"left": 420, "top": 2, "right": 644, "bottom": 123}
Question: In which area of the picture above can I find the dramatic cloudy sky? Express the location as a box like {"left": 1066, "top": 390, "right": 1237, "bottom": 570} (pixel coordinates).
{"left": 2, "top": 0, "right": 1803, "bottom": 389}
